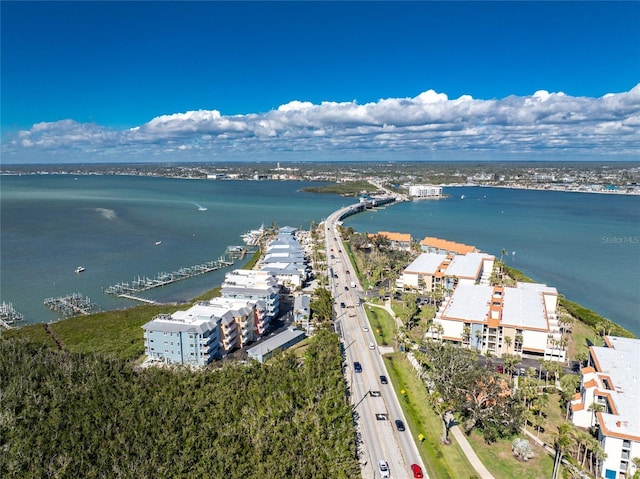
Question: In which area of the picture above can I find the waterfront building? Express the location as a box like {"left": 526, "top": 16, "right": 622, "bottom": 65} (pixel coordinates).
{"left": 293, "top": 294, "right": 312, "bottom": 334}
{"left": 419, "top": 237, "right": 478, "bottom": 255}
{"left": 432, "top": 281, "right": 565, "bottom": 361}
{"left": 408, "top": 184, "right": 443, "bottom": 198}
{"left": 142, "top": 304, "right": 221, "bottom": 367}
{"left": 368, "top": 231, "right": 413, "bottom": 251}
{"left": 246, "top": 327, "right": 306, "bottom": 363}
{"left": 396, "top": 251, "right": 494, "bottom": 292}
{"left": 260, "top": 228, "right": 309, "bottom": 289}
{"left": 570, "top": 337, "right": 640, "bottom": 479}
{"left": 221, "top": 269, "right": 280, "bottom": 333}
{"left": 205, "top": 297, "right": 264, "bottom": 354}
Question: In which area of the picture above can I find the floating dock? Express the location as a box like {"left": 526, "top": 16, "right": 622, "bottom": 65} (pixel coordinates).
{"left": 44, "top": 293, "right": 99, "bottom": 318}
{"left": 103, "top": 255, "right": 235, "bottom": 297}
{"left": 0, "top": 301, "right": 24, "bottom": 329}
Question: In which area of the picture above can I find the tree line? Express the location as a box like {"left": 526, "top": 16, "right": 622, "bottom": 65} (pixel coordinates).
{"left": 0, "top": 328, "right": 359, "bottom": 478}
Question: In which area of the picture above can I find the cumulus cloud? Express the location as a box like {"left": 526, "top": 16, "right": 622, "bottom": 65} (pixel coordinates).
{"left": 3, "top": 85, "right": 639, "bottom": 162}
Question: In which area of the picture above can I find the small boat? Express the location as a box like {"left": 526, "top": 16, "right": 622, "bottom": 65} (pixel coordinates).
{"left": 75, "top": 267, "right": 85, "bottom": 273}
{"left": 155, "top": 241, "right": 162, "bottom": 246}
{"left": 198, "top": 206, "right": 207, "bottom": 211}
{"left": 461, "top": 195, "right": 465, "bottom": 200}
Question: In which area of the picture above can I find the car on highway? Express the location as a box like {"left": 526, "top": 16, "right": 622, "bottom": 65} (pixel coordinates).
{"left": 369, "top": 342, "right": 375, "bottom": 350}
{"left": 395, "top": 419, "right": 405, "bottom": 431}
{"left": 379, "top": 375, "right": 388, "bottom": 384}
{"left": 345, "top": 270, "right": 350, "bottom": 274}
{"left": 362, "top": 326, "right": 369, "bottom": 332}
{"left": 344, "top": 286, "right": 349, "bottom": 291}
{"left": 411, "top": 463, "right": 424, "bottom": 478}
{"left": 340, "top": 302, "right": 346, "bottom": 308}
{"left": 378, "top": 460, "right": 390, "bottom": 478}
{"left": 353, "top": 361, "right": 362, "bottom": 373}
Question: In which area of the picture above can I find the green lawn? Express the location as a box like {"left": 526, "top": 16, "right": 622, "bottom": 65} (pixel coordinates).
{"left": 365, "top": 304, "right": 396, "bottom": 347}
{"left": 383, "top": 353, "right": 479, "bottom": 479}
{"left": 466, "top": 429, "right": 555, "bottom": 479}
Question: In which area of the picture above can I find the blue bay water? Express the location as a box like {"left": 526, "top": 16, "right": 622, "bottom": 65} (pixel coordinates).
{"left": 344, "top": 186, "right": 640, "bottom": 336}
{"left": 1, "top": 177, "right": 638, "bottom": 336}
{"left": 0, "top": 175, "right": 347, "bottom": 324}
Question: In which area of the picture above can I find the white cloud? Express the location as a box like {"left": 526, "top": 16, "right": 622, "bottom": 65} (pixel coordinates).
{"left": 3, "top": 85, "right": 639, "bottom": 162}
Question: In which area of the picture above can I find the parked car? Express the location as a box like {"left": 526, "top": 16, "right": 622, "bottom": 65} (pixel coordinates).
{"left": 411, "top": 463, "right": 424, "bottom": 478}
{"left": 378, "top": 460, "right": 390, "bottom": 478}
{"left": 496, "top": 364, "right": 504, "bottom": 374}
{"left": 353, "top": 361, "right": 362, "bottom": 373}
{"left": 379, "top": 375, "right": 388, "bottom": 384}
{"left": 395, "top": 419, "right": 406, "bottom": 431}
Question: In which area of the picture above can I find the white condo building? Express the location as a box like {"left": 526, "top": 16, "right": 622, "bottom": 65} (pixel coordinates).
{"left": 570, "top": 337, "right": 640, "bottom": 479}
{"left": 408, "top": 185, "right": 443, "bottom": 197}
{"left": 397, "top": 251, "right": 494, "bottom": 292}
{"left": 432, "top": 281, "right": 565, "bottom": 361}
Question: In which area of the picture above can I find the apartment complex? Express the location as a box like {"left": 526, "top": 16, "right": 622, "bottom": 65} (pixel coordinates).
{"left": 420, "top": 237, "right": 478, "bottom": 255}
{"left": 397, "top": 251, "right": 494, "bottom": 292}
{"left": 432, "top": 282, "right": 565, "bottom": 361}
{"left": 260, "top": 228, "right": 309, "bottom": 289}
{"left": 570, "top": 337, "right": 640, "bottom": 478}
{"left": 408, "top": 184, "right": 443, "bottom": 198}
{"left": 368, "top": 231, "right": 413, "bottom": 251}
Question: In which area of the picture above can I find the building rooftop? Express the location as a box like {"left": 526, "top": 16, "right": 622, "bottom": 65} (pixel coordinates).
{"left": 446, "top": 252, "right": 494, "bottom": 279}
{"left": 501, "top": 286, "right": 549, "bottom": 330}
{"left": 370, "top": 231, "right": 412, "bottom": 243}
{"left": 441, "top": 283, "right": 493, "bottom": 322}
{"left": 404, "top": 252, "right": 448, "bottom": 275}
{"left": 591, "top": 337, "right": 640, "bottom": 441}
{"left": 246, "top": 328, "right": 305, "bottom": 359}
{"left": 420, "top": 237, "right": 477, "bottom": 255}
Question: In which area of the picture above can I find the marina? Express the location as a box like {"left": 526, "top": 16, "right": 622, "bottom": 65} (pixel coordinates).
{"left": 103, "top": 256, "right": 235, "bottom": 297}
{"left": 0, "top": 301, "right": 25, "bottom": 329}
{"left": 44, "top": 293, "right": 99, "bottom": 318}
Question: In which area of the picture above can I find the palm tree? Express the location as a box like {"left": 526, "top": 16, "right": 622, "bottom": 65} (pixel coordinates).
{"left": 588, "top": 402, "right": 604, "bottom": 428}
{"left": 552, "top": 422, "right": 576, "bottom": 479}
{"left": 474, "top": 329, "right": 483, "bottom": 352}
{"left": 630, "top": 457, "right": 640, "bottom": 479}
{"left": 504, "top": 335, "right": 513, "bottom": 354}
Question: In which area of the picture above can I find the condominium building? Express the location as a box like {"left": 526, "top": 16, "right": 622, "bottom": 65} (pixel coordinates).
{"left": 570, "top": 337, "right": 640, "bottom": 478}
{"left": 261, "top": 229, "right": 309, "bottom": 289}
{"left": 397, "top": 251, "right": 494, "bottom": 292}
{"left": 221, "top": 269, "right": 280, "bottom": 334}
{"left": 205, "top": 297, "right": 264, "bottom": 354}
{"left": 432, "top": 281, "right": 565, "bottom": 361}
{"left": 419, "top": 237, "right": 478, "bottom": 255}
{"left": 408, "top": 185, "right": 443, "bottom": 198}
{"left": 142, "top": 304, "right": 221, "bottom": 367}
{"left": 368, "top": 231, "right": 413, "bottom": 251}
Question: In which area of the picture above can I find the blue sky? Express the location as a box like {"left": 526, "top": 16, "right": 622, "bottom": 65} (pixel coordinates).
{"left": 2, "top": 1, "right": 639, "bottom": 163}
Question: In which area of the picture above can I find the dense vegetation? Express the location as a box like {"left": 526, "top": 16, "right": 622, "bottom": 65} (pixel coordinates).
{"left": 300, "top": 180, "right": 381, "bottom": 196}
{"left": 0, "top": 328, "right": 359, "bottom": 478}
{"left": 560, "top": 298, "right": 635, "bottom": 338}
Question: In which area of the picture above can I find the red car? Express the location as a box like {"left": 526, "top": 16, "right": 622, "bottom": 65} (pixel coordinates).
{"left": 411, "top": 463, "right": 424, "bottom": 478}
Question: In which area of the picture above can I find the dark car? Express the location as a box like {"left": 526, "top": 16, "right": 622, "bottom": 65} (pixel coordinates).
{"left": 340, "top": 302, "right": 346, "bottom": 308}
{"left": 395, "top": 419, "right": 406, "bottom": 431}
{"left": 379, "top": 375, "right": 388, "bottom": 384}
{"left": 411, "top": 463, "right": 424, "bottom": 478}
{"left": 344, "top": 286, "right": 349, "bottom": 291}
{"left": 353, "top": 361, "right": 362, "bottom": 373}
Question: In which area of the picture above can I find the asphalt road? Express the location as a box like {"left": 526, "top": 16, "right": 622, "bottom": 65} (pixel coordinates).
{"left": 325, "top": 204, "right": 427, "bottom": 479}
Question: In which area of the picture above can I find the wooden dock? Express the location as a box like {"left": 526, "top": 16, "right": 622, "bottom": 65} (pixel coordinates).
{"left": 118, "top": 294, "right": 158, "bottom": 304}
{"left": 103, "top": 255, "right": 236, "bottom": 297}
{"left": 0, "top": 301, "right": 25, "bottom": 329}
{"left": 44, "top": 293, "right": 99, "bottom": 318}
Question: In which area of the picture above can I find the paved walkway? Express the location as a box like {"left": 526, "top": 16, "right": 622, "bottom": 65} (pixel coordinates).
{"left": 365, "top": 298, "right": 497, "bottom": 479}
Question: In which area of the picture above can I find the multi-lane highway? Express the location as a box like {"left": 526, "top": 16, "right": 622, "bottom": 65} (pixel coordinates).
{"left": 325, "top": 205, "right": 427, "bottom": 479}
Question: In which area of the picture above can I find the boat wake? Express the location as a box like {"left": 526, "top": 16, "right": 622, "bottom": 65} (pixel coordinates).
{"left": 193, "top": 202, "right": 207, "bottom": 211}
{"left": 95, "top": 208, "right": 117, "bottom": 220}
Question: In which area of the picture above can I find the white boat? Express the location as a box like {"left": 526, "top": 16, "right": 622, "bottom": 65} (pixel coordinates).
{"left": 155, "top": 241, "right": 162, "bottom": 246}
{"left": 461, "top": 195, "right": 465, "bottom": 200}
{"left": 241, "top": 224, "right": 265, "bottom": 246}
{"left": 75, "top": 266, "right": 85, "bottom": 273}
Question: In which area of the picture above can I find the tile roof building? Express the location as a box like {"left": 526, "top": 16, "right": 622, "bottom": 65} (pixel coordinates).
{"left": 432, "top": 281, "right": 565, "bottom": 361}
{"left": 570, "top": 337, "right": 640, "bottom": 478}
{"left": 419, "top": 237, "right": 478, "bottom": 255}
{"left": 368, "top": 231, "right": 413, "bottom": 251}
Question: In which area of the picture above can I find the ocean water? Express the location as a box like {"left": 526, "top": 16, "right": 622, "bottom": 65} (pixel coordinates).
{"left": 1, "top": 176, "right": 638, "bottom": 336}
{"left": 344, "top": 186, "right": 640, "bottom": 335}
{"left": 0, "top": 175, "right": 347, "bottom": 324}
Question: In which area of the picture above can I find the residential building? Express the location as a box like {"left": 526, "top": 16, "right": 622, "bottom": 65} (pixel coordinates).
{"left": 408, "top": 185, "right": 443, "bottom": 198}
{"left": 247, "top": 327, "right": 306, "bottom": 363}
{"left": 419, "top": 237, "right": 478, "bottom": 255}
{"left": 293, "top": 294, "right": 312, "bottom": 334}
{"left": 261, "top": 228, "right": 309, "bottom": 289}
{"left": 397, "top": 251, "right": 494, "bottom": 292}
{"left": 570, "top": 337, "right": 640, "bottom": 479}
{"left": 142, "top": 304, "right": 221, "bottom": 367}
{"left": 432, "top": 281, "right": 565, "bottom": 361}
{"left": 221, "top": 269, "right": 280, "bottom": 333}
{"left": 205, "top": 297, "right": 263, "bottom": 354}
{"left": 368, "top": 231, "right": 413, "bottom": 251}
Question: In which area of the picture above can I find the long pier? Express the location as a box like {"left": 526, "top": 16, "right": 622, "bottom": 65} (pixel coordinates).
{"left": 44, "top": 293, "right": 99, "bottom": 318}
{"left": 0, "top": 301, "right": 24, "bottom": 329}
{"left": 103, "top": 256, "right": 235, "bottom": 297}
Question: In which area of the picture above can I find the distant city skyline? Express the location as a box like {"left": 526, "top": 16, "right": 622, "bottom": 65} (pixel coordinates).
{"left": 2, "top": 1, "right": 639, "bottom": 163}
